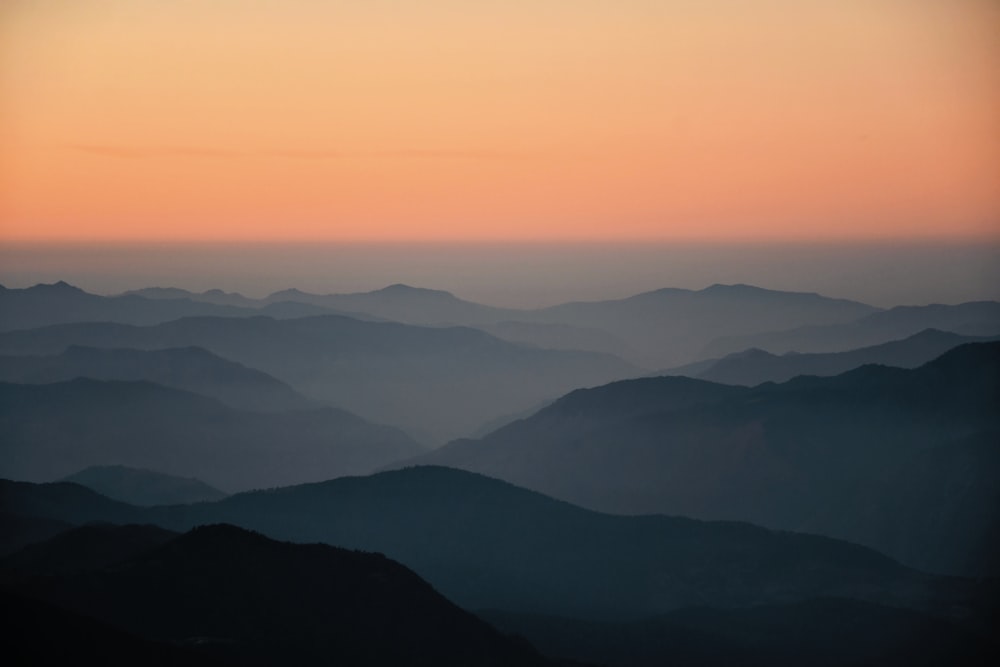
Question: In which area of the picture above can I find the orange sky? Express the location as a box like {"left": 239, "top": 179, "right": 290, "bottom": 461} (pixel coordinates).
{"left": 1, "top": 0, "right": 998, "bottom": 242}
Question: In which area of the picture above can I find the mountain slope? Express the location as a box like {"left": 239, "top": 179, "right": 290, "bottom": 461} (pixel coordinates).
{"left": 0, "top": 378, "right": 423, "bottom": 491}
{"left": 526, "top": 283, "right": 878, "bottom": 367}
{"left": 1, "top": 469, "right": 982, "bottom": 623}
{"left": 670, "top": 328, "right": 997, "bottom": 386}
{"left": 480, "top": 599, "right": 999, "bottom": 667}
{"left": 62, "top": 465, "right": 227, "bottom": 506}
{"left": 0, "top": 345, "right": 313, "bottom": 412}
{"left": 0, "top": 315, "right": 637, "bottom": 443}
{"left": 144, "top": 467, "right": 976, "bottom": 620}
{"left": 5, "top": 523, "right": 551, "bottom": 666}
{"left": 704, "top": 301, "right": 1000, "bottom": 358}
{"left": 410, "top": 343, "right": 1000, "bottom": 576}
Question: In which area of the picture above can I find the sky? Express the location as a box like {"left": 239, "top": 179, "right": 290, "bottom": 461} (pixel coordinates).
{"left": 1, "top": 0, "right": 998, "bottom": 244}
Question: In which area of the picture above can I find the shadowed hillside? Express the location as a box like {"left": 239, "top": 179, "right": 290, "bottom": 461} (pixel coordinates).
{"left": 0, "top": 345, "right": 313, "bottom": 412}
{"left": 4, "top": 523, "right": 552, "bottom": 666}
{"left": 0, "top": 379, "right": 423, "bottom": 490}
{"left": 408, "top": 343, "right": 1000, "bottom": 576}
{"left": 0, "top": 315, "right": 636, "bottom": 443}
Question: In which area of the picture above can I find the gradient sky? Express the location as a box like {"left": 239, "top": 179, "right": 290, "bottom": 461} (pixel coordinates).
{"left": 1, "top": 0, "right": 998, "bottom": 242}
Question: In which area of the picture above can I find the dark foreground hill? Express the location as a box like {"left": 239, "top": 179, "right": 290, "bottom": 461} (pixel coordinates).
{"left": 0, "top": 345, "right": 313, "bottom": 412}
{"left": 3, "top": 523, "right": 551, "bottom": 667}
{"left": 0, "top": 468, "right": 978, "bottom": 622}
{"left": 408, "top": 343, "right": 1000, "bottom": 576}
{"left": 0, "top": 378, "right": 423, "bottom": 491}
{"left": 0, "top": 314, "right": 636, "bottom": 444}
{"left": 62, "top": 465, "right": 227, "bottom": 506}
{"left": 480, "top": 598, "right": 999, "bottom": 667}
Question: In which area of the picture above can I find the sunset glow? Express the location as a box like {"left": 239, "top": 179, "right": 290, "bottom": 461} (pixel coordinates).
{"left": 2, "top": 0, "right": 998, "bottom": 242}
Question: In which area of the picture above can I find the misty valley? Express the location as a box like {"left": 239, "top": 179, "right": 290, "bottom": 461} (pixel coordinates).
{"left": 1, "top": 280, "right": 998, "bottom": 666}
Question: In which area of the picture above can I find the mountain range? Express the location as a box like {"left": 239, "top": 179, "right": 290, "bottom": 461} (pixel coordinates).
{"left": 1, "top": 466, "right": 980, "bottom": 621}
{"left": 0, "top": 314, "right": 636, "bottom": 443}
{"left": 666, "top": 328, "right": 999, "bottom": 386}
{"left": 0, "top": 378, "right": 423, "bottom": 490}
{"left": 61, "top": 465, "right": 227, "bottom": 506}
{"left": 0, "top": 344, "right": 313, "bottom": 412}
{"left": 2, "top": 522, "right": 552, "bottom": 666}
{"left": 406, "top": 343, "right": 1000, "bottom": 576}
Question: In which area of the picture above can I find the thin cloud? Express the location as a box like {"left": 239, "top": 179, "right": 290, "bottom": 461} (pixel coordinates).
{"left": 68, "top": 144, "right": 522, "bottom": 160}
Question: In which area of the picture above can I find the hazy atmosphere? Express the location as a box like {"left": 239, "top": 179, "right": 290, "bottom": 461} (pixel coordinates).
{"left": 2, "top": 241, "right": 999, "bottom": 309}
{"left": 2, "top": 1, "right": 998, "bottom": 666}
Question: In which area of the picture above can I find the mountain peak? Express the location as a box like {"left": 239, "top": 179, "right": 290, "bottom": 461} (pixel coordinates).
{"left": 32, "top": 280, "right": 85, "bottom": 294}
{"left": 374, "top": 283, "right": 453, "bottom": 297}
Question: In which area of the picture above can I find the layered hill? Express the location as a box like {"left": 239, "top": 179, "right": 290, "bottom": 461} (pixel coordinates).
{"left": 0, "top": 345, "right": 312, "bottom": 412}
{"left": 0, "top": 315, "right": 636, "bottom": 443}
{"left": 667, "top": 328, "right": 996, "bottom": 386}
{"left": 408, "top": 343, "right": 1000, "bottom": 576}
{"left": 0, "top": 281, "right": 342, "bottom": 330}
{"left": 62, "top": 465, "right": 227, "bottom": 506}
{"left": 705, "top": 301, "right": 1000, "bottom": 358}
{"left": 0, "top": 378, "right": 423, "bottom": 491}
{"left": 3, "top": 523, "right": 551, "bottom": 666}
{"left": 116, "top": 282, "right": 882, "bottom": 367}
{"left": 0, "top": 468, "right": 975, "bottom": 622}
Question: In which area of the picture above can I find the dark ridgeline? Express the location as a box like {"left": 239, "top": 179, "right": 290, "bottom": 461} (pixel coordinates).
{"left": 0, "top": 314, "right": 636, "bottom": 444}
{"left": 2, "top": 524, "right": 552, "bottom": 666}
{"left": 0, "top": 281, "right": 344, "bottom": 331}
{"left": 62, "top": 465, "right": 227, "bottom": 506}
{"left": 664, "top": 328, "right": 999, "bottom": 387}
{"left": 3, "top": 472, "right": 997, "bottom": 666}
{"left": 0, "top": 344, "right": 314, "bottom": 412}
{"left": 1, "top": 279, "right": 999, "bottom": 666}
{"left": 408, "top": 343, "right": 1000, "bottom": 577}
{"left": 704, "top": 300, "right": 1000, "bottom": 358}
{"left": 480, "top": 599, "right": 998, "bottom": 667}
{"left": 0, "top": 379, "right": 423, "bottom": 491}
{"left": 0, "top": 468, "right": 983, "bottom": 621}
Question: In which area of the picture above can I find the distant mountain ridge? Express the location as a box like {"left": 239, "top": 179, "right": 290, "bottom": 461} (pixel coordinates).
{"left": 0, "top": 345, "right": 313, "bottom": 412}
{"left": 0, "top": 281, "right": 350, "bottom": 331}
{"left": 0, "top": 378, "right": 423, "bottom": 490}
{"left": 705, "top": 301, "right": 1000, "bottom": 358}
{"left": 0, "top": 314, "right": 636, "bottom": 443}
{"left": 404, "top": 343, "right": 1000, "bottom": 576}
{"left": 666, "top": 328, "right": 998, "bottom": 386}
{"left": 62, "top": 465, "right": 226, "bottom": 506}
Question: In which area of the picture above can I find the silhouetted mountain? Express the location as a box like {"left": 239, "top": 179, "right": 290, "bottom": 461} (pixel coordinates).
{"left": 2, "top": 588, "right": 234, "bottom": 666}
{"left": 6, "top": 523, "right": 553, "bottom": 666}
{"left": 409, "top": 343, "right": 1000, "bottom": 576}
{"left": 705, "top": 301, "right": 1000, "bottom": 358}
{"left": 232, "top": 282, "right": 876, "bottom": 367}
{"left": 526, "top": 284, "right": 878, "bottom": 367}
{"left": 667, "top": 329, "right": 997, "bottom": 386}
{"left": 1, "top": 523, "right": 178, "bottom": 577}
{"left": 265, "top": 283, "right": 517, "bottom": 326}
{"left": 0, "top": 315, "right": 636, "bottom": 443}
{"left": 0, "top": 379, "right": 423, "bottom": 490}
{"left": 0, "top": 479, "right": 142, "bottom": 528}
{"left": 480, "top": 598, "right": 999, "bottom": 667}
{"left": 124, "top": 286, "right": 260, "bottom": 308}
{"left": 62, "top": 465, "right": 226, "bottom": 506}
{"left": 0, "top": 512, "right": 73, "bottom": 557}
{"left": 0, "top": 345, "right": 313, "bottom": 412}
{"left": 0, "top": 281, "right": 359, "bottom": 331}
{"left": 67, "top": 467, "right": 973, "bottom": 620}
